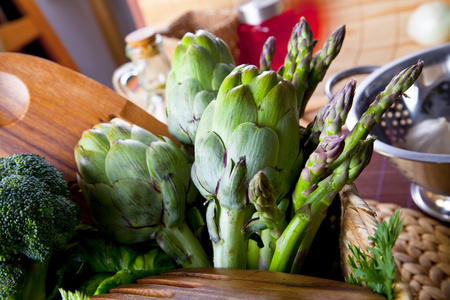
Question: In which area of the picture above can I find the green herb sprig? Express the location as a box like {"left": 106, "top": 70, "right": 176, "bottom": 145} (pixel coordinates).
{"left": 346, "top": 209, "right": 404, "bottom": 300}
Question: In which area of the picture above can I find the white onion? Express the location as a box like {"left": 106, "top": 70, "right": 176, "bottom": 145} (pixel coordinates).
{"left": 403, "top": 117, "right": 450, "bottom": 154}
{"left": 407, "top": 1, "right": 450, "bottom": 46}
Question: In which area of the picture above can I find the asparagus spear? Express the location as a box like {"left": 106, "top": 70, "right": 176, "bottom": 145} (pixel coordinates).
{"left": 247, "top": 171, "right": 288, "bottom": 270}
{"left": 293, "top": 133, "right": 346, "bottom": 212}
{"left": 328, "top": 60, "right": 424, "bottom": 171}
{"left": 280, "top": 17, "right": 315, "bottom": 114}
{"left": 260, "top": 36, "right": 275, "bottom": 72}
{"left": 269, "top": 137, "right": 374, "bottom": 273}
{"left": 300, "top": 24, "right": 346, "bottom": 116}
{"left": 289, "top": 138, "right": 375, "bottom": 273}
{"left": 248, "top": 171, "right": 287, "bottom": 235}
{"left": 313, "top": 79, "right": 356, "bottom": 140}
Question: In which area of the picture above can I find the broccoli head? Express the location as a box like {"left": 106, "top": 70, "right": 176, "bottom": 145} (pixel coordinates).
{"left": 0, "top": 153, "right": 80, "bottom": 299}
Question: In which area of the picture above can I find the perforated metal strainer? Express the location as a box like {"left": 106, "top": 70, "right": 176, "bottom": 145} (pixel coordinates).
{"left": 326, "top": 43, "right": 450, "bottom": 222}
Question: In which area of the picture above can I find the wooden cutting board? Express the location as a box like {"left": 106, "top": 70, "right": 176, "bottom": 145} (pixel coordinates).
{"left": 0, "top": 52, "right": 172, "bottom": 183}
{"left": 91, "top": 268, "right": 386, "bottom": 299}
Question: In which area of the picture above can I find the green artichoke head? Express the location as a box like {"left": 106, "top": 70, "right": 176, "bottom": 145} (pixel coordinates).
{"left": 192, "top": 65, "right": 304, "bottom": 210}
{"left": 74, "top": 119, "right": 198, "bottom": 244}
{"left": 165, "top": 30, "right": 236, "bottom": 146}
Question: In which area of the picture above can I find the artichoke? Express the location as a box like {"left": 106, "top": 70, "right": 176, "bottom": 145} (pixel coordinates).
{"left": 191, "top": 65, "right": 304, "bottom": 268}
{"left": 165, "top": 30, "right": 236, "bottom": 146}
{"left": 74, "top": 119, "right": 210, "bottom": 268}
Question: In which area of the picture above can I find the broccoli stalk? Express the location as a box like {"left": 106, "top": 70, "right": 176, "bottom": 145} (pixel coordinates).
{"left": 0, "top": 153, "right": 79, "bottom": 300}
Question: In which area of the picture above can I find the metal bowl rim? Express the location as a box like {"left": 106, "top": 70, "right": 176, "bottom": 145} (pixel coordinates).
{"left": 347, "top": 42, "right": 450, "bottom": 164}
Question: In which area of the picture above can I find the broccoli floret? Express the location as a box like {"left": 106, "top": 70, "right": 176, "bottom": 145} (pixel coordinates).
{"left": 0, "top": 153, "right": 80, "bottom": 299}
{"left": 0, "top": 258, "right": 27, "bottom": 298}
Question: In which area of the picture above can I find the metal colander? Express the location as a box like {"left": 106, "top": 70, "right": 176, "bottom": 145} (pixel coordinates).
{"left": 326, "top": 43, "right": 450, "bottom": 222}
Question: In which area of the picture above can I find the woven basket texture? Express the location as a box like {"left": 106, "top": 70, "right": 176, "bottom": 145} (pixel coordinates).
{"left": 366, "top": 200, "right": 450, "bottom": 300}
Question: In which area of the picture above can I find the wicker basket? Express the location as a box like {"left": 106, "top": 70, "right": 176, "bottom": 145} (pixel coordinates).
{"left": 366, "top": 200, "right": 450, "bottom": 300}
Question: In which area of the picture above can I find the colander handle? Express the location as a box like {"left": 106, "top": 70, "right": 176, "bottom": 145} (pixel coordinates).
{"left": 324, "top": 65, "right": 379, "bottom": 100}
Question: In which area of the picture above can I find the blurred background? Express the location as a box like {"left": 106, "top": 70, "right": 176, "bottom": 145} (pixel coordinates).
{"left": 1, "top": 0, "right": 448, "bottom": 94}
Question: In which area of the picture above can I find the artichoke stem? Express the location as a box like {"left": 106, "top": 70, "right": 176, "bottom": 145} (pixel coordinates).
{"left": 157, "top": 221, "right": 212, "bottom": 268}
{"left": 212, "top": 206, "right": 251, "bottom": 269}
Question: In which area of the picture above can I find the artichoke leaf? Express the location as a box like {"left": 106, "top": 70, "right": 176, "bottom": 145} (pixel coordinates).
{"left": 212, "top": 63, "right": 235, "bottom": 91}
{"left": 177, "top": 44, "right": 216, "bottom": 90}
{"left": 191, "top": 30, "right": 221, "bottom": 62}
{"left": 146, "top": 140, "right": 191, "bottom": 186}
{"left": 274, "top": 108, "right": 302, "bottom": 171}
{"left": 226, "top": 123, "right": 279, "bottom": 180}
{"left": 93, "top": 122, "right": 113, "bottom": 139}
{"left": 172, "top": 35, "right": 191, "bottom": 69}
{"left": 166, "top": 114, "right": 190, "bottom": 146}
{"left": 212, "top": 85, "right": 258, "bottom": 146}
{"left": 239, "top": 65, "right": 260, "bottom": 85}
{"left": 247, "top": 71, "right": 280, "bottom": 108}
{"left": 256, "top": 80, "right": 292, "bottom": 129}
{"left": 75, "top": 147, "right": 109, "bottom": 185}
{"left": 206, "top": 199, "right": 220, "bottom": 243}
{"left": 216, "top": 156, "right": 248, "bottom": 210}
{"left": 160, "top": 174, "right": 186, "bottom": 228}
{"left": 109, "top": 119, "right": 133, "bottom": 141}
{"left": 167, "top": 78, "right": 201, "bottom": 124}
{"left": 216, "top": 68, "right": 246, "bottom": 100}
{"left": 130, "top": 125, "right": 160, "bottom": 146}
{"left": 193, "top": 90, "right": 216, "bottom": 121}
{"left": 192, "top": 131, "right": 225, "bottom": 197}
{"left": 189, "top": 90, "right": 216, "bottom": 141}
{"left": 195, "top": 100, "right": 216, "bottom": 145}
{"left": 106, "top": 139, "right": 151, "bottom": 183}
{"left": 217, "top": 38, "right": 235, "bottom": 64}
{"left": 111, "top": 178, "right": 162, "bottom": 228}
{"left": 81, "top": 181, "right": 129, "bottom": 228}
{"left": 77, "top": 128, "right": 110, "bottom": 154}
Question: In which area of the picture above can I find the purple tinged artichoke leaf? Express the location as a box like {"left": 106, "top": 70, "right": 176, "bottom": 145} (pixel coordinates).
{"left": 146, "top": 140, "right": 192, "bottom": 186}
{"left": 216, "top": 156, "right": 247, "bottom": 210}
{"left": 195, "top": 100, "right": 216, "bottom": 145}
{"left": 81, "top": 181, "right": 127, "bottom": 227}
{"left": 160, "top": 174, "right": 186, "bottom": 228}
{"left": 194, "top": 90, "right": 216, "bottom": 118}
{"left": 111, "top": 178, "right": 162, "bottom": 228}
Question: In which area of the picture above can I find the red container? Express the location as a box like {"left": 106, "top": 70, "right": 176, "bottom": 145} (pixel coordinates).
{"left": 237, "top": 1, "right": 319, "bottom": 71}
